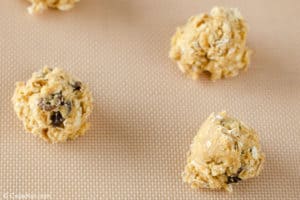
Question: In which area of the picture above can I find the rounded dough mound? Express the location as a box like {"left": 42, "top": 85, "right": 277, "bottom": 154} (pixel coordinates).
{"left": 26, "top": 0, "right": 80, "bottom": 14}
{"left": 169, "top": 7, "right": 251, "bottom": 81}
{"left": 182, "top": 111, "right": 265, "bottom": 192}
{"left": 12, "top": 67, "right": 93, "bottom": 143}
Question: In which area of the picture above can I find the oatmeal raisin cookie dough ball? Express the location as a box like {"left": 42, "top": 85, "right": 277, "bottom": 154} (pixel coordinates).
{"left": 26, "top": 0, "right": 80, "bottom": 14}
{"left": 169, "top": 7, "right": 251, "bottom": 80}
{"left": 12, "top": 66, "right": 93, "bottom": 143}
{"left": 182, "top": 111, "right": 265, "bottom": 192}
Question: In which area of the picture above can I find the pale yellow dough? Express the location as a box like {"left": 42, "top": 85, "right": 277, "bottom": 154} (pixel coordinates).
{"left": 182, "top": 111, "right": 265, "bottom": 192}
{"left": 169, "top": 7, "right": 251, "bottom": 81}
{"left": 26, "top": 0, "right": 80, "bottom": 14}
{"left": 12, "top": 67, "right": 93, "bottom": 143}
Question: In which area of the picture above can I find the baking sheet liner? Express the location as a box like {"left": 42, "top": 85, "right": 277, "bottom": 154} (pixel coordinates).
{"left": 0, "top": 0, "right": 299, "bottom": 199}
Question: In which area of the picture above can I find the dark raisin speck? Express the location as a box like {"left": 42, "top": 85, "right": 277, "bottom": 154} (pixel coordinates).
{"left": 65, "top": 101, "right": 72, "bottom": 114}
{"left": 38, "top": 99, "right": 56, "bottom": 111}
{"left": 50, "top": 111, "right": 64, "bottom": 127}
{"left": 237, "top": 167, "right": 243, "bottom": 175}
{"left": 72, "top": 81, "right": 82, "bottom": 91}
{"left": 227, "top": 176, "right": 242, "bottom": 184}
{"left": 38, "top": 92, "right": 64, "bottom": 111}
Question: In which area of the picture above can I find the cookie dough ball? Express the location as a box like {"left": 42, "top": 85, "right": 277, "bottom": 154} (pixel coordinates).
{"left": 182, "top": 111, "right": 265, "bottom": 192}
{"left": 26, "top": 0, "right": 79, "bottom": 14}
{"left": 12, "top": 67, "right": 93, "bottom": 143}
{"left": 169, "top": 7, "right": 251, "bottom": 80}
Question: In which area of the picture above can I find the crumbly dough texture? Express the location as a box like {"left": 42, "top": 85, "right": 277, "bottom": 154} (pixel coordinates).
{"left": 26, "top": 0, "right": 79, "bottom": 14}
{"left": 12, "top": 67, "right": 93, "bottom": 143}
{"left": 182, "top": 111, "right": 265, "bottom": 192}
{"left": 169, "top": 7, "right": 251, "bottom": 80}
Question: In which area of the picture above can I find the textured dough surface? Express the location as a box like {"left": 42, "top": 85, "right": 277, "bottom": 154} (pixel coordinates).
{"left": 182, "top": 111, "right": 265, "bottom": 192}
{"left": 169, "top": 7, "right": 251, "bottom": 81}
{"left": 26, "top": 0, "right": 79, "bottom": 14}
{"left": 12, "top": 66, "right": 93, "bottom": 143}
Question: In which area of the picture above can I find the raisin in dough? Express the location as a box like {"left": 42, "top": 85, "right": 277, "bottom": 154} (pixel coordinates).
{"left": 12, "top": 67, "right": 93, "bottom": 143}
{"left": 182, "top": 111, "right": 265, "bottom": 192}
{"left": 26, "top": 0, "right": 79, "bottom": 14}
{"left": 169, "top": 7, "right": 251, "bottom": 81}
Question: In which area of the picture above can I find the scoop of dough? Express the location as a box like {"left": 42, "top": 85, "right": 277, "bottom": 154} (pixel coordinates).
{"left": 12, "top": 66, "right": 93, "bottom": 143}
{"left": 26, "top": 0, "right": 80, "bottom": 14}
{"left": 169, "top": 7, "right": 251, "bottom": 81}
{"left": 182, "top": 111, "right": 265, "bottom": 192}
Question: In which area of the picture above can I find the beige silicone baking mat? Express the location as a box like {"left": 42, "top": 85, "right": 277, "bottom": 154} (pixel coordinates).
{"left": 1, "top": 0, "right": 299, "bottom": 199}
